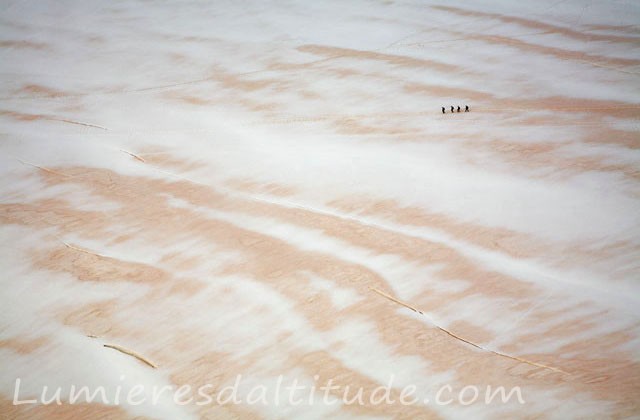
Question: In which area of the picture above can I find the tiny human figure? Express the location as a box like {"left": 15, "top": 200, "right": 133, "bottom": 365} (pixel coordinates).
{"left": 442, "top": 107, "right": 446, "bottom": 114}
{"left": 465, "top": 105, "right": 469, "bottom": 112}
{"left": 457, "top": 106, "right": 461, "bottom": 112}
{"left": 450, "top": 106, "right": 454, "bottom": 113}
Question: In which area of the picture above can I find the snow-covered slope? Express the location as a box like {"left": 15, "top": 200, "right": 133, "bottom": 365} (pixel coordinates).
{"left": 1, "top": 0, "right": 639, "bottom": 418}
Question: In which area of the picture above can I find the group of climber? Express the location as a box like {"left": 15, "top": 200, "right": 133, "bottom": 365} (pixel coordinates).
{"left": 442, "top": 105, "right": 469, "bottom": 114}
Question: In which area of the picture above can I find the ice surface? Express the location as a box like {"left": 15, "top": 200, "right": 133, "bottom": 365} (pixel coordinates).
{"left": 1, "top": 0, "right": 639, "bottom": 418}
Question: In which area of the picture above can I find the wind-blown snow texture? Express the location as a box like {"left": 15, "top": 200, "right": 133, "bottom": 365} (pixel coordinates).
{"left": 1, "top": 0, "right": 639, "bottom": 418}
